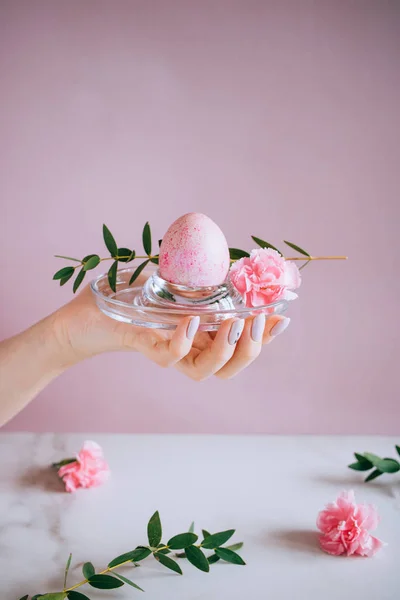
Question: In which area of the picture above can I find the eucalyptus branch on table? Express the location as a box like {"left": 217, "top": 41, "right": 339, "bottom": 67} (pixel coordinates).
{"left": 19, "top": 512, "right": 244, "bottom": 600}
{"left": 348, "top": 444, "right": 400, "bottom": 482}
{"left": 53, "top": 222, "right": 347, "bottom": 294}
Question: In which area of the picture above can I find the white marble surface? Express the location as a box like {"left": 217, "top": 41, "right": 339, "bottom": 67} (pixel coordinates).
{"left": 1, "top": 434, "right": 399, "bottom": 599}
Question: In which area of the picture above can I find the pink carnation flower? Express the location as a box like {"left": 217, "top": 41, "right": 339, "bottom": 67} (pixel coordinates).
{"left": 58, "top": 441, "right": 110, "bottom": 493}
{"left": 317, "top": 491, "right": 384, "bottom": 557}
{"left": 229, "top": 248, "right": 301, "bottom": 308}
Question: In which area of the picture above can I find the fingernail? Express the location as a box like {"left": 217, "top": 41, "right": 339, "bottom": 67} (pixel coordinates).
{"left": 187, "top": 316, "right": 200, "bottom": 339}
{"left": 228, "top": 319, "right": 245, "bottom": 345}
{"left": 270, "top": 317, "right": 291, "bottom": 337}
{"left": 251, "top": 313, "right": 266, "bottom": 342}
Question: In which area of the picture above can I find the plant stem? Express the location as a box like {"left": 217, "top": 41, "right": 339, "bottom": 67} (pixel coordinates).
{"left": 65, "top": 559, "right": 139, "bottom": 592}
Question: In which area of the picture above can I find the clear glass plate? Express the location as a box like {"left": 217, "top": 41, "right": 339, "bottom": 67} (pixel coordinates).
{"left": 90, "top": 266, "right": 292, "bottom": 331}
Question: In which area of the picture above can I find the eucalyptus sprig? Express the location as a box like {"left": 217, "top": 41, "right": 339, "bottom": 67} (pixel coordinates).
{"left": 53, "top": 222, "right": 347, "bottom": 293}
{"left": 19, "top": 512, "right": 244, "bottom": 600}
{"left": 348, "top": 444, "right": 400, "bottom": 482}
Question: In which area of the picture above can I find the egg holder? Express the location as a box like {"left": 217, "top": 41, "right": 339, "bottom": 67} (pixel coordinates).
{"left": 90, "top": 264, "right": 291, "bottom": 331}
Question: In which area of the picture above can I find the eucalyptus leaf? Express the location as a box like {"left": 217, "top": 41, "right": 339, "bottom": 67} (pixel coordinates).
{"left": 158, "top": 239, "right": 163, "bottom": 248}
{"left": 83, "top": 254, "right": 100, "bottom": 271}
{"left": 154, "top": 552, "right": 182, "bottom": 575}
{"left": 226, "top": 542, "right": 244, "bottom": 552}
{"left": 354, "top": 453, "right": 373, "bottom": 467}
{"left": 283, "top": 240, "right": 310, "bottom": 257}
{"left": 18, "top": 596, "right": 29, "bottom": 600}
{"left": 299, "top": 259, "right": 311, "bottom": 271}
{"left": 188, "top": 521, "right": 195, "bottom": 533}
{"left": 207, "top": 554, "right": 220, "bottom": 564}
{"left": 32, "top": 595, "right": 44, "bottom": 599}
{"left": 103, "top": 224, "right": 118, "bottom": 257}
{"left": 38, "top": 594, "right": 66, "bottom": 600}
{"left": 129, "top": 259, "right": 150, "bottom": 285}
{"left": 108, "top": 260, "right": 118, "bottom": 293}
{"left": 201, "top": 529, "right": 211, "bottom": 540}
{"left": 52, "top": 458, "right": 76, "bottom": 469}
{"left": 201, "top": 530, "right": 235, "bottom": 549}
{"left": 147, "top": 510, "right": 162, "bottom": 547}
{"left": 73, "top": 268, "right": 86, "bottom": 293}
{"left": 129, "top": 546, "right": 152, "bottom": 561}
{"left": 215, "top": 547, "right": 246, "bottom": 565}
{"left": 54, "top": 255, "right": 81, "bottom": 262}
{"left": 365, "top": 469, "right": 383, "bottom": 482}
{"left": 64, "top": 553, "right": 72, "bottom": 589}
{"left": 108, "top": 550, "right": 140, "bottom": 568}
{"left": 376, "top": 458, "right": 400, "bottom": 473}
{"left": 363, "top": 453, "right": 382, "bottom": 466}
{"left": 396, "top": 445, "right": 400, "bottom": 457}
{"left": 114, "top": 573, "right": 144, "bottom": 591}
{"left": 53, "top": 266, "right": 75, "bottom": 280}
{"left": 88, "top": 574, "right": 124, "bottom": 589}
{"left": 60, "top": 271, "right": 74, "bottom": 286}
{"left": 156, "top": 543, "right": 171, "bottom": 554}
{"left": 348, "top": 462, "right": 372, "bottom": 472}
{"left": 117, "top": 247, "right": 134, "bottom": 263}
{"left": 167, "top": 532, "right": 198, "bottom": 549}
{"left": 68, "top": 593, "right": 91, "bottom": 600}
{"left": 142, "top": 222, "right": 152, "bottom": 255}
{"left": 229, "top": 248, "right": 250, "bottom": 260}
{"left": 251, "top": 236, "right": 281, "bottom": 255}
{"left": 82, "top": 562, "right": 95, "bottom": 579}
{"left": 150, "top": 257, "right": 159, "bottom": 265}
{"left": 185, "top": 545, "right": 209, "bottom": 572}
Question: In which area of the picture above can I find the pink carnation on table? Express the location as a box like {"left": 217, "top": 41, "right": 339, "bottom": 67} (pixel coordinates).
{"left": 58, "top": 441, "right": 110, "bottom": 493}
{"left": 229, "top": 248, "right": 301, "bottom": 308}
{"left": 317, "top": 490, "right": 384, "bottom": 557}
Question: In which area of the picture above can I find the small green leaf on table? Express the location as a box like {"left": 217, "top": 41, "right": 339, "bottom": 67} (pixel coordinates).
{"left": 103, "top": 224, "right": 118, "bottom": 257}
{"left": 154, "top": 552, "right": 183, "bottom": 575}
{"left": 39, "top": 594, "right": 67, "bottom": 600}
{"left": 396, "top": 445, "right": 400, "bottom": 457}
{"left": 130, "top": 546, "right": 152, "bottom": 561}
{"left": 108, "top": 550, "right": 141, "bottom": 568}
{"left": 185, "top": 545, "right": 209, "bottom": 572}
{"left": 201, "top": 530, "right": 235, "bottom": 549}
{"left": 207, "top": 554, "right": 220, "bottom": 564}
{"left": 363, "top": 453, "right": 382, "bottom": 466}
{"left": 215, "top": 547, "right": 246, "bottom": 565}
{"left": 147, "top": 510, "right": 162, "bottom": 547}
{"left": 188, "top": 521, "right": 195, "bottom": 533}
{"left": 201, "top": 529, "right": 211, "bottom": 540}
{"left": 167, "top": 532, "right": 198, "bottom": 549}
{"left": 376, "top": 458, "right": 400, "bottom": 473}
{"left": 68, "top": 592, "right": 92, "bottom": 600}
{"left": 156, "top": 543, "right": 170, "bottom": 554}
{"left": 64, "top": 552, "right": 72, "bottom": 589}
{"left": 88, "top": 574, "right": 124, "bottom": 589}
{"left": 114, "top": 573, "right": 144, "bottom": 591}
{"left": 365, "top": 469, "right": 383, "bottom": 482}
{"left": 82, "top": 562, "right": 95, "bottom": 579}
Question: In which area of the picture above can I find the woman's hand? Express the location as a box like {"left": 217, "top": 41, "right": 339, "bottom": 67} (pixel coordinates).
{"left": 56, "top": 283, "right": 290, "bottom": 381}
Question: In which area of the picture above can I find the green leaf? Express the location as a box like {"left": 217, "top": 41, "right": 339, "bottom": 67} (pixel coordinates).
{"left": 82, "top": 562, "right": 95, "bottom": 579}
{"left": 215, "top": 547, "right": 246, "bottom": 565}
{"left": 185, "top": 545, "right": 209, "bottom": 572}
{"left": 39, "top": 595, "right": 67, "bottom": 600}
{"left": 73, "top": 268, "right": 86, "bottom": 293}
{"left": 114, "top": 573, "right": 144, "bottom": 591}
{"left": 147, "top": 510, "right": 162, "bottom": 547}
{"left": 83, "top": 254, "right": 100, "bottom": 271}
{"left": 201, "top": 530, "right": 235, "bottom": 549}
{"left": 355, "top": 452, "right": 373, "bottom": 467}
{"left": 129, "top": 546, "right": 152, "bottom": 561}
{"left": 117, "top": 247, "right": 134, "bottom": 263}
{"left": 229, "top": 248, "right": 250, "bottom": 260}
{"left": 103, "top": 224, "right": 118, "bottom": 257}
{"left": 365, "top": 469, "right": 383, "bottom": 482}
{"left": 207, "top": 553, "right": 220, "bottom": 564}
{"left": 32, "top": 595, "right": 45, "bottom": 599}
{"left": 18, "top": 596, "right": 29, "bottom": 600}
{"left": 348, "top": 462, "right": 372, "bottom": 472}
{"left": 158, "top": 239, "right": 163, "bottom": 248}
{"left": 60, "top": 271, "right": 74, "bottom": 286}
{"left": 167, "top": 532, "right": 198, "bottom": 549}
{"left": 156, "top": 543, "right": 171, "bottom": 554}
{"left": 54, "top": 255, "right": 81, "bottom": 262}
{"left": 154, "top": 552, "right": 182, "bottom": 575}
{"left": 64, "top": 553, "right": 72, "bottom": 589}
{"left": 129, "top": 259, "right": 150, "bottom": 285}
{"left": 251, "top": 236, "right": 281, "bottom": 255}
{"left": 396, "top": 445, "right": 400, "bottom": 458}
{"left": 88, "top": 574, "right": 124, "bottom": 589}
{"left": 283, "top": 240, "right": 310, "bottom": 257}
{"left": 53, "top": 266, "right": 75, "bottom": 280}
{"left": 299, "top": 259, "right": 311, "bottom": 271}
{"left": 108, "top": 550, "right": 141, "bottom": 568}
{"left": 363, "top": 453, "right": 382, "bottom": 466}
{"left": 52, "top": 458, "right": 76, "bottom": 469}
{"left": 68, "top": 593, "right": 91, "bottom": 600}
{"left": 188, "top": 521, "right": 195, "bottom": 533}
{"left": 226, "top": 542, "right": 244, "bottom": 552}
{"left": 107, "top": 260, "right": 118, "bottom": 293}
{"left": 201, "top": 529, "right": 211, "bottom": 540}
{"left": 142, "top": 222, "right": 152, "bottom": 255}
{"left": 376, "top": 458, "right": 400, "bottom": 473}
{"left": 150, "top": 257, "right": 159, "bottom": 265}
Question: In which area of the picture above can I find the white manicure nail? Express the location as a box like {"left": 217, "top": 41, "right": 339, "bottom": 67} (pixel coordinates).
{"left": 270, "top": 317, "right": 290, "bottom": 337}
{"left": 228, "top": 319, "right": 245, "bottom": 345}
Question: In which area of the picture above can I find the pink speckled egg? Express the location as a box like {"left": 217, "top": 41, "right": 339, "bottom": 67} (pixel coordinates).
{"left": 159, "top": 213, "right": 230, "bottom": 287}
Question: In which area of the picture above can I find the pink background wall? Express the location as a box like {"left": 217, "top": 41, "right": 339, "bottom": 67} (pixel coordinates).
{"left": 1, "top": 1, "right": 399, "bottom": 433}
